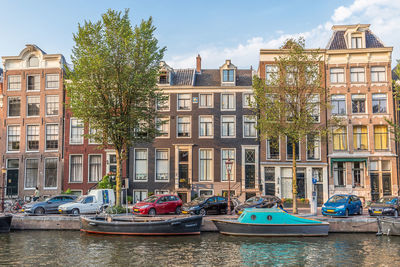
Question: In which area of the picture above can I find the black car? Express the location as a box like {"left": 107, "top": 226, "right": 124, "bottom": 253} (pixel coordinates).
{"left": 369, "top": 196, "right": 400, "bottom": 217}
{"left": 234, "top": 195, "right": 282, "bottom": 214}
{"left": 182, "top": 196, "right": 233, "bottom": 216}
{"left": 22, "top": 195, "right": 78, "bottom": 214}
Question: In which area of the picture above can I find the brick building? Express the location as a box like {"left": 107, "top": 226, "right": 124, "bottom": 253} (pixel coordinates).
{"left": 1, "top": 45, "right": 65, "bottom": 199}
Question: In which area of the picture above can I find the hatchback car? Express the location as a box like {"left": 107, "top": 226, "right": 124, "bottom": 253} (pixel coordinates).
{"left": 235, "top": 195, "right": 282, "bottom": 214}
{"left": 22, "top": 195, "right": 78, "bottom": 214}
{"left": 132, "top": 195, "right": 182, "bottom": 215}
{"left": 182, "top": 196, "right": 233, "bottom": 216}
{"left": 368, "top": 196, "right": 400, "bottom": 217}
{"left": 322, "top": 194, "right": 362, "bottom": 217}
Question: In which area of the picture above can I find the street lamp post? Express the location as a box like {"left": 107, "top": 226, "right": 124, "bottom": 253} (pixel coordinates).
{"left": 225, "top": 157, "right": 233, "bottom": 215}
{"left": 1, "top": 167, "right": 6, "bottom": 213}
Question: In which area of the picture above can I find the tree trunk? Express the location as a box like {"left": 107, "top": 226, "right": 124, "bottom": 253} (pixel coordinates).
{"left": 292, "top": 141, "right": 298, "bottom": 214}
{"left": 115, "top": 149, "right": 122, "bottom": 207}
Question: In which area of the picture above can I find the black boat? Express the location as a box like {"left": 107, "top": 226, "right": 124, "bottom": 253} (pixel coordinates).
{"left": 0, "top": 214, "right": 12, "bottom": 233}
{"left": 80, "top": 215, "right": 203, "bottom": 235}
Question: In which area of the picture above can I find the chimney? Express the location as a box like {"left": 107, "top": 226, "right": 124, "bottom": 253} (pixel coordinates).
{"left": 196, "top": 54, "right": 201, "bottom": 73}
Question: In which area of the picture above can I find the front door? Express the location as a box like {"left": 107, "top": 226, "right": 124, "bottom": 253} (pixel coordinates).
{"left": 370, "top": 174, "right": 380, "bottom": 201}
{"left": 296, "top": 169, "right": 305, "bottom": 199}
{"left": 316, "top": 184, "right": 324, "bottom": 206}
{"left": 6, "top": 169, "right": 19, "bottom": 196}
{"left": 382, "top": 174, "right": 392, "bottom": 196}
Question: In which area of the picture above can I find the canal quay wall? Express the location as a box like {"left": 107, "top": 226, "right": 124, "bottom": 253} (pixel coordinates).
{"left": 10, "top": 214, "right": 379, "bottom": 233}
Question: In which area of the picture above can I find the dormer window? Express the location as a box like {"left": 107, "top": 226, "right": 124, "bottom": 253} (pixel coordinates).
{"left": 223, "top": 69, "right": 234, "bottom": 82}
{"left": 29, "top": 56, "right": 39, "bottom": 67}
{"left": 351, "top": 36, "right": 362, "bottom": 49}
{"left": 159, "top": 71, "right": 169, "bottom": 84}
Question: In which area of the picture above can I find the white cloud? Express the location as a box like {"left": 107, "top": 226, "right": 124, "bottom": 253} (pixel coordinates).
{"left": 165, "top": 0, "right": 400, "bottom": 69}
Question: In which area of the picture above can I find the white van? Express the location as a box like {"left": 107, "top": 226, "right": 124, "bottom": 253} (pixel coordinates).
{"left": 59, "top": 189, "right": 115, "bottom": 215}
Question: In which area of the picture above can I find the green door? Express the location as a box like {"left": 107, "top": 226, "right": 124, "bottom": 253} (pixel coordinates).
{"left": 6, "top": 169, "right": 19, "bottom": 196}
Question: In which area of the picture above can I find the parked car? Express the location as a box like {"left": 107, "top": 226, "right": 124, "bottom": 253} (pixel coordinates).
{"left": 22, "top": 195, "right": 78, "bottom": 214}
{"left": 234, "top": 195, "right": 282, "bottom": 214}
{"left": 182, "top": 196, "right": 233, "bottom": 216}
{"left": 368, "top": 196, "right": 400, "bottom": 217}
{"left": 321, "top": 194, "right": 362, "bottom": 217}
{"left": 59, "top": 189, "right": 115, "bottom": 215}
{"left": 132, "top": 195, "right": 182, "bottom": 215}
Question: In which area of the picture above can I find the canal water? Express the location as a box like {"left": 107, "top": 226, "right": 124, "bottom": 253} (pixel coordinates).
{"left": 0, "top": 231, "right": 400, "bottom": 266}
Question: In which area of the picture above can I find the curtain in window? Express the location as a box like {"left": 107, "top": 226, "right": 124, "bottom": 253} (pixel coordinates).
{"left": 333, "top": 127, "right": 347, "bottom": 150}
{"left": 25, "top": 159, "right": 38, "bottom": 188}
{"left": 70, "top": 156, "right": 83, "bottom": 182}
{"left": 156, "top": 150, "right": 169, "bottom": 180}
{"left": 200, "top": 149, "right": 212, "bottom": 181}
{"left": 374, "top": 125, "right": 388, "bottom": 150}
{"left": 89, "top": 155, "right": 102, "bottom": 182}
{"left": 135, "top": 150, "right": 148, "bottom": 180}
{"left": 45, "top": 158, "right": 58, "bottom": 188}
{"left": 222, "top": 149, "right": 235, "bottom": 181}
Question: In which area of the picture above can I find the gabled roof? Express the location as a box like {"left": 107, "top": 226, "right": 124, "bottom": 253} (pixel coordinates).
{"left": 326, "top": 29, "right": 385, "bottom": 50}
{"left": 194, "top": 69, "right": 252, "bottom": 86}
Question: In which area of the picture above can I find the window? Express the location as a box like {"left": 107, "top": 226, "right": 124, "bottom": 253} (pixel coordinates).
{"left": 29, "top": 56, "right": 39, "bottom": 67}
{"left": 309, "top": 94, "right": 320, "bottom": 122}
{"left": 307, "top": 134, "right": 320, "bottom": 160}
{"left": 312, "top": 168, "right": 323, "bottom": 182}
{"left": 243, "top": 93, "right": 255, "bottom": 108}
{"left": 45, "top": 95, "right": 59, "bottom": 116}
{"left": 27, "top": 75, "right": 40, "bottom": 91}
{"left": 199, "top": 94, "right": 213, "bottom": 108}
{"left": 44, "top": 158, "right": 58, "bottom": 188}
{"left": 133, "top": 190, "right": 147, "bottom": 203}
{"left": 221, "top": 149, "right": 235, "bottom": 181}
{"left": 88, "top": 126, "right": 101, "bottom": 144}
{"left": 200, "top": 190, "right": 214, "bottom": 197}
{"left": 27, "top": 125, "right": 39, "bottom": 151}
{"left": 199, "top": 149, "right": 212, "bottom": 181}
{"left": 70, "top": 155, "right": 83, "bottom": 182}
{"left": 244, "top": 149, "right": 256, "bottom": 189}
{"left": 350, "top": 67, "right": 365, "bottom": 83}
{"left": 352, "top": 162, "right": 364, "bottom": 187}
{"left": 156, "top": 149, "right": 169, "bottom": 181}
{"left": 27, "top": 96, "right": 40, "bottom": 116}
{"left": 158, "top": 71, "right": 169, "bottom": 84}
{"left": 45, "top": 74, "right": 59, "bottom": 89}
{"left": 8, "top": 97, "right": 21, "bottom": 117}
{"left": 70, "top": 118, "right": 84, "bottom": 144}
{"left": 333, "top": 162, "right": 345, "bottom": 187}
{"left": 134, "top": 149, "right": 148, "bottom": 181}
{"left": 199, "top": 116, "right": 213, "bottom": 138}
{"left": 156, "top": 117, "right": 169, "bottom": 138}
{"left": 333, "top": 127, "right": 347, "bottom": 151}
{"left": 243, "top": 116, "right": 257, "bottom": 138}
{"left": 371, "top": 66, "right": 386, "bottom": 82}
{"left": 374, "top": 125, "right": 388, "bottom": 150}
{"left": 7, "top": 125, "right": 20, "bottom": 151}
{"left": 351, "top": 37, "right": 362, "bottom": 48}
{"left": 286, "top": 137, "right": 300, "bottom": 160}
{"left": 155, "top": 190, "right": 169, "bottom": 195}
{"left": 351, "top": 94, "right": 365, "bottom": 113}
{"left": 107, "top": 154, "right": 117, "bottom": 174}
{"left": 330, "top": 68, "right": 345, "bottom": 83}
{"left": 45, "top": 124, "right": 59, "bottom": 150}
{"left": 88, "top": 155, "right": 102, "bottom": 182}
{"left": 223, "top": 69, "right": 234, "bottom": 82}
{"left": 353, "top": 126, "right": 368, "bottom": 150}
{"left": 8, "top": 75, "right": 21, "bottom": 90}
{"left": 370, "top": 161, "right": 378, "bottom": 171}
{"left": 265, "top": 65, "right": 278, "bottom": 85}
{"left": 177, "top": 94, "right": 191, "bottom": 110}
{"left": 25, "top": 159, "right": 38, "bottom": 189}
{"left": 266, "top": 138, "right": 279, "bottom": 160}
{"left": 177, "top": 116, "right": 190, "bottom": 137}
{"left": 286, "top": 66, "right": 297, "bottom": 85}
{"left": 221, "top": 94, "right": 235, "bottom": 110}
{"left": 221, "top": 116, "right": 235, "bottom": 137}
{"left": 306, "top": 65, "right": 319, "bottom": 84}
{"left": 372, "top": 94, "right": 387, "bottom": 113}
{"left": 382, "top": 160, "right": 391, "bottom": 171}
{"left": 156, "top": 95, "right": 169, "bottom": 111}
{"left": 331, "top": 95, "right": 346, "bottom": 115}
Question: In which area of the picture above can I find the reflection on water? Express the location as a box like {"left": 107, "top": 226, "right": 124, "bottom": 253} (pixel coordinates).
{"left": 1, "top": 231, "right": 400, "bottom": 266}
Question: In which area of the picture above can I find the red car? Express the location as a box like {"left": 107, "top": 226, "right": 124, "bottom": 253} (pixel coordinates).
{"left": 132, "top": 195, "right": 182, "bottom": 215}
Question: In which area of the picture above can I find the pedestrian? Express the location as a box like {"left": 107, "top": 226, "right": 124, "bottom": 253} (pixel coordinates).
{"left": 33, "top": 187, "right": 40, "bottom": 202}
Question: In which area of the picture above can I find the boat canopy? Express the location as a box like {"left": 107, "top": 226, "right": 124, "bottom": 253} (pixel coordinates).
{"left": 238, "top": 208, "right": 324, "bottom": 225}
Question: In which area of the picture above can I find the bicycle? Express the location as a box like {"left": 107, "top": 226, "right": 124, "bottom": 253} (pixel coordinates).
{"left": 3, "top": 198, "right": 26, "bottom": 213}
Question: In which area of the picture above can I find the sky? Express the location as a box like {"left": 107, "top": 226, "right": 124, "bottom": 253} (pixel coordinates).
{"left": 0, "top": 0, "right": 399, "bottom": 69}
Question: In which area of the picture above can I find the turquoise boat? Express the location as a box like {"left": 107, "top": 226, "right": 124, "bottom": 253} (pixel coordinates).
{"left": 212, "top": 208, "right": 329, "bottom": 236}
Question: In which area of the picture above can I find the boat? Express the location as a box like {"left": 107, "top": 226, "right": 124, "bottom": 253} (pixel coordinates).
{"left": 212, "top": 208, "right": 329, "bottom": 236}
{"left": 376, "top": 217, "right": 400, "bottom": 236}
{"left": 80, "top": 215, "right": 203, "bottom": 235}
{"left": 0, "top": 214, "right": 13, "bottom": 233}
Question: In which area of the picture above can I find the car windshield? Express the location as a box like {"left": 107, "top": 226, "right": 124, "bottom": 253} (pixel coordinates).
{"left": 245, "top": 197, "right": 260, "bottom": 204}
{"left": 191, "top": 197, "right": 207, "bottom": 205}
{"left": 377, "top": 197, "right": 398, "bottom": 204}
{"left": 44, "top": 197, "right": 53, "bottom": 202}
{"left": 142, "top": 195, "right": 159, "bottom": 203}
{"left": 328, "top": 195, "right": 347, "bottom": 203}
{"left": 76, "top": 196, "right": 88, "bottom": 203}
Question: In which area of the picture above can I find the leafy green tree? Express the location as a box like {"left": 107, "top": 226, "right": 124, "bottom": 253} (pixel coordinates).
{"left": 252, "top": 38, "right": 337, "bottom": 213}
{"left": 66, "top": 9, "right": 165, "bottom": 206}
{"left": 386, "top": 61, "right": 400, "bottom": 141}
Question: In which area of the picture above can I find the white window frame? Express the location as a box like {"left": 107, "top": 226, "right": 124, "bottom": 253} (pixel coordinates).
{"left": 7, "top": 125, "right": 20, "bottom": 153}
{"left": 7, "top": 75, "right": 21, "bottom": 91}
{"left": 266, "top": 138, "right": 280, "bottom": 161}
{"left": 350, "top": 67, "right": 365, "bottom": 83}
{"left": 133, "top": 189, "right": 148, "bottom": 203}
{"left": 221, "top": 115, "right": 236, "bottom": 138}
{"left": 331, "top": 94, "right": 346, "bottom": 116}
{"left": 70, "top": 118, "right": 84, "bottom": 145}
{"left": 45, "top": 74, "right": 60, "bottom": 89}
{"left": 8, "top": 96, "right": 21, "bottom": 118}
{"left": 44, "top": 157, "right": 58, "bottom": 190}
{"left": 24, "top": 158, "right": 39, "bottom": 190}
{"left": 265, "top": 65, "right": 278, "bottom": 85}
{"left": 243, "top": 93, "right": 255, "bottom": 108}
{"left": 199, "top": 148, "right": 214, "bottom": 182}
{"left": 88, "top": 154, "right": 103, "bottom": 183}
{"left": 45, "top": 95, "right": 59, "bottom": 117}
{"left": 221, "top": 93, "right": 236, "bottom": 111}
{"left": 69, "top": 154, "right": 83, "bottom": 183}
{"left": 155, "top": 190, "right": 170, "bottom": 195}
{"left": 26, "top": 124, "right": 40, "bottom": 152}
{"left": 306, "top": 134, "right": 321, "bottom": 161}
{"left": 177, "top": 116, "right": 191, "bottom": 138}
{"left": 351, "top": 36, "right": 362, "bottom": 49}
{"left": 199, "top": 93, "right": 213, "bottom": 108}
{"left": 27, "top": 96, "right": 40, "bottom": 117}
{"left": 88, "top": 126, "right": 101, "bottom": 145}
{"left": 286, "top": 136, "right": 301, "bottom": 161}
{"left": 156, "top": 94, "right": 170, "bottom": 111}
{"left": 26, "top": 74, "right": 40, "bottom": 91}
{"left": 134, "top": 148, "right": 148, "bottom": 182}
{"left": 155, "top": 148, "right": 170, "bottom": 182}
{"left": 199, "top": 115, "right": 214, "bottom": 138}
{"left": 177, "top": 93, "right": 192, "bottom": 111}
{"left": 156, "top": 116, "right": 170, "bottom": 139}
{"left": 372, "top": 93, "right": 387, "bottom": 114}
{"left": 333, "top": 162, "right": 346, "bottom": 187}
{"left": 45, "top": 123, "right": 59, "bottom": 152}
{"left": 243, "top": 115, "right": 257, "bottom": 138}
{"left": 309, "top": 94, "right": 320, "bottom": 123}
{"left": 371, "top": 66, "right": 386, "bottom": 82}
{"left": 199, "top": 189, "right": 214, "bottom": 197}
{"left": 221, "top": 148, "right": 236, "bottom": 182}
{"left": 330, "top": 68, "right": 345, "bottom": 83}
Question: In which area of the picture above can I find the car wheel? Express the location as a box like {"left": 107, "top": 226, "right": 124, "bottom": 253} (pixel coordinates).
{"left": 199, "top": 208, "right": 207, "bottom": 216}
{"left": 175, "top": 206, "right": 181, "bottom": 215}
{"left": 72, "top": 208, "right": 80, "bottom": 216}
{"left": 149, "top": 208, "right": 156, "bottom": 216}
{"left": 358, "top": 207, "right": 363, "bottom": 215}
{"left": 395, "top": 210, "right": 399, "bottom": 218}
{"left": 345, "top": 209, "right": 349, "bottom": 217}
{"left": 34, "top": 207, "right": 45, "bottom": 215}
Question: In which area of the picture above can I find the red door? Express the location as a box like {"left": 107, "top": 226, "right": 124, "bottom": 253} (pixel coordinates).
{"left": 156, "top": 196, "right": 168, "bottom": 214}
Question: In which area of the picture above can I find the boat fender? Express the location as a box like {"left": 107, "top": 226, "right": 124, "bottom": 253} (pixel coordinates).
{"left": 89, "top": 222, "right": 97, "bottom": 226}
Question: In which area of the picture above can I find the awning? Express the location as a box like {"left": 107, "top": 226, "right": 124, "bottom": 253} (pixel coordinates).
{"left": 330, "top": 158, "right": 368, "bottom": 174}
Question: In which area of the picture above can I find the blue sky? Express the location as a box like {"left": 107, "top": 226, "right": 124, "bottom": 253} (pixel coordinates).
{"left": 0, "top": 0, "right": 399, "bottom": 69}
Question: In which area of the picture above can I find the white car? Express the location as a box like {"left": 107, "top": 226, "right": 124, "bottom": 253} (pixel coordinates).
{"left": 59, "top": 189, "right": 115, "bottom": 215}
